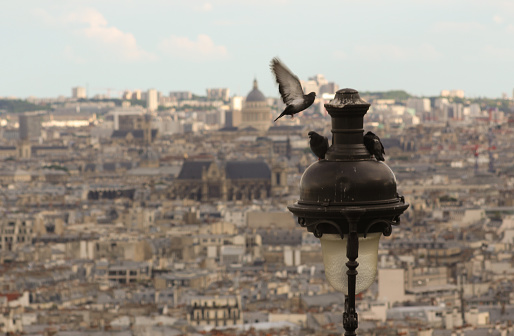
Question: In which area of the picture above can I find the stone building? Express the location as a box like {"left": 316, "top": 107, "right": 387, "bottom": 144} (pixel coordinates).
{"left": 188, "top": 295, "right": 243, "bottom": 327}
{"left": 106, "top": 261, "right": 152, "bottom": 285}
{"left": 0, "top": 216, "right": 34, "bottom": 252}
{"left": 172, "top": 160, "right": 278, "bottom": 202}
{"left": 238, "top": 79, "right": 272, "bottom": 131}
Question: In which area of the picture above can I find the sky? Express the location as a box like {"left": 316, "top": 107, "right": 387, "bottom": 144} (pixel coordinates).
{"left": 1, "top": 0, "right": 513, "bottom": 99}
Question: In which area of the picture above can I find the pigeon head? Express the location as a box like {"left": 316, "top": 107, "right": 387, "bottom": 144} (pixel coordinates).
{"left": 307, "top": 92, "right": 316, "bottom": 97}
{"left": 308, "top": 131, "right": 323, "bottom": 142}
{"left": 308, "top": 131, "right": 329, "bottom": 160}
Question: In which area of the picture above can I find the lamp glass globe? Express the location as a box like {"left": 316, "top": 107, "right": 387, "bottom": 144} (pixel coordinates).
{"left": 320, "top": 232, "right": 381, "bottom": 295}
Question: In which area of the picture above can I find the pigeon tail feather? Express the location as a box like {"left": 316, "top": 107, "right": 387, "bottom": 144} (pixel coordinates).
{"left": 274, "top": 112, "right": 286, "bottom": 122}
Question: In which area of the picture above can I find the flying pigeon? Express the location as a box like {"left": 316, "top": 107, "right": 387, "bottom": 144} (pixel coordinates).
{"left": 308, "top": 131, "right": 329, "bottom": 160}
{"left": 270, "top": 57, "right": 316, "bottom": 122}
{"left": 363, "top": 131, "right": 385, "bottom": 161}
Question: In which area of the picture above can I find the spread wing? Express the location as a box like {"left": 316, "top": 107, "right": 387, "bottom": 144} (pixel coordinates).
{"left": 270, "top": 58, "right": 305, "bottom": 105}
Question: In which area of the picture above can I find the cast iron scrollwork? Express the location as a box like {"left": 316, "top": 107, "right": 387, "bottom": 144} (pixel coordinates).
{"left": 363, "top": 218, "right": 394, "bottom": 238}
{"left": 297, "top": 218, "right": 344, "bottom": 238}
{"left": 310, "top": 219, "right": 345, "bottom": 239}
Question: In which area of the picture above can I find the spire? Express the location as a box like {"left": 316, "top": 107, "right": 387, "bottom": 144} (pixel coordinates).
{"left": 253, "top": 78, "right": 258, "bottom": 89}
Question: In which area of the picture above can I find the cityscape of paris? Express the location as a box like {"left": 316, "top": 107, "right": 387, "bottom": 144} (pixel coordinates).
{"left": 1, "top": 1, "right": 514, "bottom": 336}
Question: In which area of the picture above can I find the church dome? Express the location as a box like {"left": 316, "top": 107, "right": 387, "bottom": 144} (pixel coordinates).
{"left": 246, "top": 79, "right": 266, "bottom": 102}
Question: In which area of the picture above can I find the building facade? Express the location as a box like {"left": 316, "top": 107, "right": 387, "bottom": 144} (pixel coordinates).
{"left": 0, "top": 217, "right": 34, "bottom": 252}
{"left": 172, "top": 160, "right": 277, "bottom": 202}
{"left": 72, "top": 86, "right": 86, "bottom": 99}
{"left": 188, "top": 295, "right": 243, "bottom": 328}
{"left": 18, "top": 113, "right": 42, "bottom": 140}
{"left": 147, "top": 89, "right": 158, "bottom": 112}
{"left": 206, "top": 88, "right": 230, "bottom": 101}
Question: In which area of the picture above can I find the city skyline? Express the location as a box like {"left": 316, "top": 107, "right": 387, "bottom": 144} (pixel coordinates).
{"left": 1, "top": 0, "right": 514, "bottom": 99}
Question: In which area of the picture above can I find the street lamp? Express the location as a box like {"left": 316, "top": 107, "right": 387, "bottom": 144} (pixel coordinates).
{"left": 288, "top": 88, "right": 409, "bottom": 335}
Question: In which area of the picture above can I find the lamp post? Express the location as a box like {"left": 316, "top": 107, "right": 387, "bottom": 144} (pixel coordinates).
{"left": 288, "top": 88, "right": 409, "bottom": 335}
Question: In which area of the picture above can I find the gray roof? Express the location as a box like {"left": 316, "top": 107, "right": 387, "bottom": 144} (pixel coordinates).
{"left": 239, "top": 126, "right": 259, "bottom": 132}
{"left": 177, "top": 160, "right": 270, "bottom": 180}
{"left": 268, "top": 125, "right": 304, "bottom": 132}
{"left": 84, "top": 163, "right": 96, "bottom": 172}
{"left": 302, "top": 293, "right": 345, "bottom": 308}
{"left": 386, "top": 306, "right": 445, "bottom": 321}
{"left": 111, "top": 129, "right": 158, "bottom": 139}
{"left": 257, "top": 228, "right": 302, "bottom": 246}
{"left": 225, "top": 161, "right": 270, "bottom": 179}
{"left": 120, "top": 162, "right": 133, "bottom": 169}
{"left": 57, "top": 331, "right": 133, "bottom": 336}
{"left": 31, "top": 146, "right": 67, "bottom": 150}
{"left": 103, "top": 162, "right": 116, "bottom": 171}
{"left": 109, "top": 260, "right": 150, "bottom": 270}
{"left": 480, "top": 305, "right": 514, "bottom": 323}
{"left": 177, "top": 161, "right": 212, "bottom": 179}
{"left": 380, "top": 137, "right": 402, "bottom": 149}
{"left": 218, "top": 126, "right": 238, "bottom": 132}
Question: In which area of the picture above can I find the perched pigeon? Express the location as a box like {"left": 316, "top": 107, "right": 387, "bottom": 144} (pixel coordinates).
{"left": 270, "top": 58, "right": 316, "bottom": 122}
{"left": 363, "top": 131, "right": 385, "bottom": 161}
{"left": 308, "top": 131, "right": 329, "bottom": 160}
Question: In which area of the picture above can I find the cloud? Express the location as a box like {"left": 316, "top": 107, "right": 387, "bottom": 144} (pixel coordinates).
{"left": 33, "top": 7, "right": 155, "bottom": 62}
{"left": 430, "top": 21, "right": 486, "bottom": 33}
{"left": 64, "top": 8, "right": 108, "bottom": 27}
{"left": 80, "top": 24, "right": 156, "bottom": 62}
{"left": 195, "top": 2, "right": 213, "bottom": 11}
{"left": 72, "top": 8, "right": 156, "bottom": 62}
{"left": 213, "top": 18, "right": 255, "bottom": 26}
{"left": 30, "top": 8, "right": 56, "bottom": 26}
{"left": 213, "top": 20, "right": 238, "bottom": 26}
{"left": 493, "top": 15, "right": 504, "bottom": 24}
{"left": 482, "top": 45, "right": 514, "bottom": 59}
{"left": 159, "top": 34, "right": 228, "bottom": 61}
{"left": 333, "top": 43, "right": 442, "bottom": 62}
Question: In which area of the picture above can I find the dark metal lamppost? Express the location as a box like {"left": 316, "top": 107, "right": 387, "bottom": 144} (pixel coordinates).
{"left": 288, "top": 88, "right": 409, "bottom": 335}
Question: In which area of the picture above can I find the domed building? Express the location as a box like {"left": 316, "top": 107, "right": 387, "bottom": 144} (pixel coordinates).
{"left": 238, "top": 79, "right": 272, "bottom": 131}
